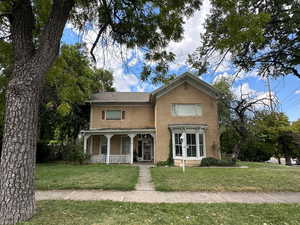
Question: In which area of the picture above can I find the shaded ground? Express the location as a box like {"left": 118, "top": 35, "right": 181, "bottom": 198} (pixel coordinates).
{"left": 18, "top": 201, "right": 300, "bottom": 225}
{"left": 151, "top": 162, "right": 300, "bottom": 192}
{"left": 36, "top": 163, "right": 139, "bottom": 190}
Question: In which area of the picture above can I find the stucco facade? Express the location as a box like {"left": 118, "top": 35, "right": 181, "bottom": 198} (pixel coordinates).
{"left": 82, "top": 72, "right": 220, "bottom": 165}
{"left": 90, "top": 104, "right": 155, "bottom": 129}
{"left": 154, "top": 83, "right": 220, "bottom": 162}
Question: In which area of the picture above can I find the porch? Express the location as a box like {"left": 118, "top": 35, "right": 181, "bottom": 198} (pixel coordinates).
{"left": 81, "top": 129, "right": 156, "bottom": 164}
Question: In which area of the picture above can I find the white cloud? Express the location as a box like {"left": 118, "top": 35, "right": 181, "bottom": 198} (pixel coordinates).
{"left": 232, "top": 83, "right": 257, "bottom": 98}
{"left": 212, "top": 72, "right": 233, "bottom": 83}
{"left": 113, "top": 69, "right": 140, "bottom": 92}
{"left": 167, "top": 0, "right": 212, "bottom": 70}
{"left": 295, "top": 90, "right": 300, "bottom": 95}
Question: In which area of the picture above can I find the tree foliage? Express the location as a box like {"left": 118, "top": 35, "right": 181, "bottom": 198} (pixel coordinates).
{"left": 40, "top": 44, "right": 115, "bottom": 143}
{"left": 188, "top": 0, "right": 300, "bottom": 79}
{"left": 214, "top": 78, "right": 300, "bottom": 163}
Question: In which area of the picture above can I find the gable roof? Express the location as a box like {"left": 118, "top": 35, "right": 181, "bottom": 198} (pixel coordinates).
{"left": 89, "top": 92, "right": 151, "bottom": 103}
{"left": 88, "top": 72, "right": 218, "bottom": 104}
{"left": 151, "top": 72, "right": 219, "bottom": 100}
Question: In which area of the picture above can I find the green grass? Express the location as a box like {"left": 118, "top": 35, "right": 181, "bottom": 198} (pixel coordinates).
{"left": 36, "top": 163, "right": 139, "bottom": 190}
{"left": 151, "top": 162, "right": 300, "bottom": 192}
{"left": 18, "top": 201, "right": 300, "bottom": 225}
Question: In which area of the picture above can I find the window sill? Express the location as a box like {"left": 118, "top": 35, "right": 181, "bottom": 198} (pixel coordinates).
{"left": 173, "top": 157, "right": 205, "bottom": 160}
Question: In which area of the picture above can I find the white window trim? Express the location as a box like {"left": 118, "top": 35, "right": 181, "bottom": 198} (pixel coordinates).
{"left": 172, "top": 130, "right": 206, "bottom": 160}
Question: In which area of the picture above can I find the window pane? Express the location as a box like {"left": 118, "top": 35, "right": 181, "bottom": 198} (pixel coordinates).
{"left": 199, "top": 133, "right": 203, "bottom": 144}
{"left": 199, "top": 144, "right": 204, "bottom": 157}
{"left": 187, "top": 145, "right": 197, "bottom": 157}
{"left": 122, "top": 136, "right": 130, "bottom": 154}
{"left": 101, "top": 145, "right": 107, "bottom": 154}
{"left": 175, "top": 133, "right": 182, "bottom": 144}
{"left": 100, "top": 136, "right": 107, "bottom": 144}
{"left": 187, "top": 134, "right": 196, "bottom": 145}
{"left": 175, "top": 145, "right": 182, "bottom": 156}
{"left": 100, "top": 136, "right": 107, "bottom": 154}
{"left": 106, "top": 110, "right": 121, "bottom": 120}
{"left": 199, "top": 134, "right": 204, "bottom": 156}
{"left": 173, "top": 104, "right": 202, "bottom": 116}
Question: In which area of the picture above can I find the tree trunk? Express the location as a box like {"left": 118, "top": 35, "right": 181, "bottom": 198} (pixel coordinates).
{"left": 232, "top": 143, "right": 240, "bottom": 160}
{"left": 277, "top": 157, "right": 281, "bottom": 164}
{"left": 285, "top": 156, "right": 292, "bottom": 166}
{"left": 0, "top": 64, "right": 42, "bottom": 224}
{"left": 0, "top": 0, "right": 74, "bottom": 223}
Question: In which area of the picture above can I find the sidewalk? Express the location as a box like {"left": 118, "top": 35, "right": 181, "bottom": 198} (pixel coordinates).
{"left": 36, "top": 190, "right": 300, "bottom": 203}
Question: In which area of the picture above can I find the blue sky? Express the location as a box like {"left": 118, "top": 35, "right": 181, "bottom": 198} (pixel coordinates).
{"left": 62, "top": 0, "right": 300, "bottom": 122}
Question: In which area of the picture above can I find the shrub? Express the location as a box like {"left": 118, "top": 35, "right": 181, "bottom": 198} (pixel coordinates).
{"left": 36, "top": 141, "right": 59, "bottom": 163}
{"left": 200, "top": 157, "right": 236, "bottom": 167}
{"left": 61, "top": 143, "right": 90, "bottom": 164}
{"left": 156, "top": 160, "right": 172, "bottom": 167}
{"left": 239, "top": 141, "right": 273, "bottom": 162}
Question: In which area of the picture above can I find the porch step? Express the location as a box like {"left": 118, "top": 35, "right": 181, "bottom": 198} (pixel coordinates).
{"left": 135, "top": 165, "right": 155, "bottom": 191}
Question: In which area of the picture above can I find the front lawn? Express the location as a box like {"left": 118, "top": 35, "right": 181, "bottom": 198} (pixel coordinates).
{"left": 18, "top": 201, "right": 300, "bottom": 225}
{"left": 151, "top": 162, "right": 300, "bottom": 192}
{"left": 36, "top": 163, "right": 139, "bottom": 190}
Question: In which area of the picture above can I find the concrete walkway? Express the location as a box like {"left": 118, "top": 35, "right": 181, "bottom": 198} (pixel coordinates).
{"left": 36, "top": 190, "right": 300, "bottom": 203}
{"left": 135, "top": 164, "right": 155, "bottom": 191}
{"left": 35, "top": 164, "right": 300, "bottom": 203}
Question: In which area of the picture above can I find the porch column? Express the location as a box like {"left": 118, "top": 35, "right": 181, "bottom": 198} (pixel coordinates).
{"left": 150, "top": 133, "right": 156, "bottom": 162}
{"left": 196, "top": 131, "right": 200, "bottom": 159}
{"left": 83, "top": 134, "right": 91, "bottom": 154}
{"left": 128, "top": 134, "right": 137, "bottom": 164}
{"left": 105, "top": 134, "right": 113, "bottom": 164}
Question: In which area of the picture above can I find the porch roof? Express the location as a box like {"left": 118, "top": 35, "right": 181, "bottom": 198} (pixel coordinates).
{"left": 168, "top": 124, "right": 208, "bottom": 130}
{"left": 81, "top": 128, "right": 155, "bottom": 135}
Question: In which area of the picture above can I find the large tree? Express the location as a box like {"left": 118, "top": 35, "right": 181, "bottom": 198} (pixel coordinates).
{"left": 188, "top": 0, "right": 300, "bottom": 79}
{"left": 0, "top": 0, "right": 202, "bottom": 224}
{"left": 213, "top": 78, "right": 270, "bottom": 159}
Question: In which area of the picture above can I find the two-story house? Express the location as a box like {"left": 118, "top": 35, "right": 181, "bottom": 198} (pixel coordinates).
{"left": 81, "top": 72, "right": 220, "bottom": 166}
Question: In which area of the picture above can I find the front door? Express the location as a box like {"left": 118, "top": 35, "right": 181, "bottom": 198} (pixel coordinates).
{"left": 137, "top": 135, "right": 153, "bottom": 161}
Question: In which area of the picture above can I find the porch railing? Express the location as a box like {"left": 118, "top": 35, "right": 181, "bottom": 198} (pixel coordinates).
{"left": 99, "top": 154, "right": 131, "bottom": 164}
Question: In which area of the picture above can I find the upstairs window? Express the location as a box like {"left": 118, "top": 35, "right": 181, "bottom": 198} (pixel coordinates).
{"left": 172, "top": 104, "right": 202, "bottom": 117}
{"left": 106, "top": 110, "right": 122, "bottom": 120}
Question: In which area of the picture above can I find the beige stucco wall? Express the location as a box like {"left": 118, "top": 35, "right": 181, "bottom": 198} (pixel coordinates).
{"left": 90, "top": 104, "right": 154, "bottom": 129}
{"left": 154, "top": 82, "right": 220, "bottom": 163}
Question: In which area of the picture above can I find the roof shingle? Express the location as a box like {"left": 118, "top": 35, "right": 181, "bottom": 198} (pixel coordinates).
{"left": 89, "top": 92, "right": 151, "bottom": 103}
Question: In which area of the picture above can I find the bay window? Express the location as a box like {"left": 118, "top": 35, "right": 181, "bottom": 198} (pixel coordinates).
{"left": 172, "top": 130, "right": 205, "bottom": 159}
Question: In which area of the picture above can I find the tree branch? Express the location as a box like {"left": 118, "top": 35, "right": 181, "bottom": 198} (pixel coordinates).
{"left": 10, "top": 0, "right": 35, "bottom": 64}
{"left": 90, "top": 24, "right": 108, "bottom": 62}
{"left": 37, "top": 0, "right": 75, "bottom": 67}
